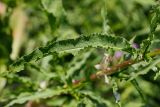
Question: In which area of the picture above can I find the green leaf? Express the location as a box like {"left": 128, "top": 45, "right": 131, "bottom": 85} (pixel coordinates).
{"left": 66, "top": 50, "right": 92, "bottom": 79}
{"left": 129, "top": 56, "right": 160, "bottom": 81}
{"left": 6, "top": 74, "right": 35, "bottom": 87}
{"left": 150, "top": 5, "right": 160, "bottom": 34}
{"left": 149, "top": 39, "right": 160, "bottom": 51}
{"left": 4, "top": 33, "right": 131, "bottom": 76}
{"left": 5, "top": 89, "right": 65, "bottom": 107}
{"left": 79, "top": 90, "right": 108, "bottom": 106}
{"left": 131, "top": 79, "right": 146, "bottom": 103}
{"left": 154, "top": 70, "right": 160, "bottom": 80}
{"left": 41, "top": 0, "right": 65, "bottom": 32}
{"left": 41, "top": 0, "right": 65, "bottom": 18}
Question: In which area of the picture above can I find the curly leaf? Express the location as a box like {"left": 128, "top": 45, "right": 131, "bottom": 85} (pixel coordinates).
{"left": 129, "top": 56, "right": 160, "bottom": 81}
{"left": 5, "top": 89, "right": 65, "bottom": 107}
{"left": 4, "top": 34, "right": 131, "bottom": 76}
{"left": 79, "top": 90, "right": 109, "bottom": 106}
{"left": 66, "top": 50, "right": 92, "bottom": 79}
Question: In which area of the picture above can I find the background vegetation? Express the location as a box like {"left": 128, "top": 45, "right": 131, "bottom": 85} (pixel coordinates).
{"left": 0, "top": 0, "right": 160, "bottom": 107}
